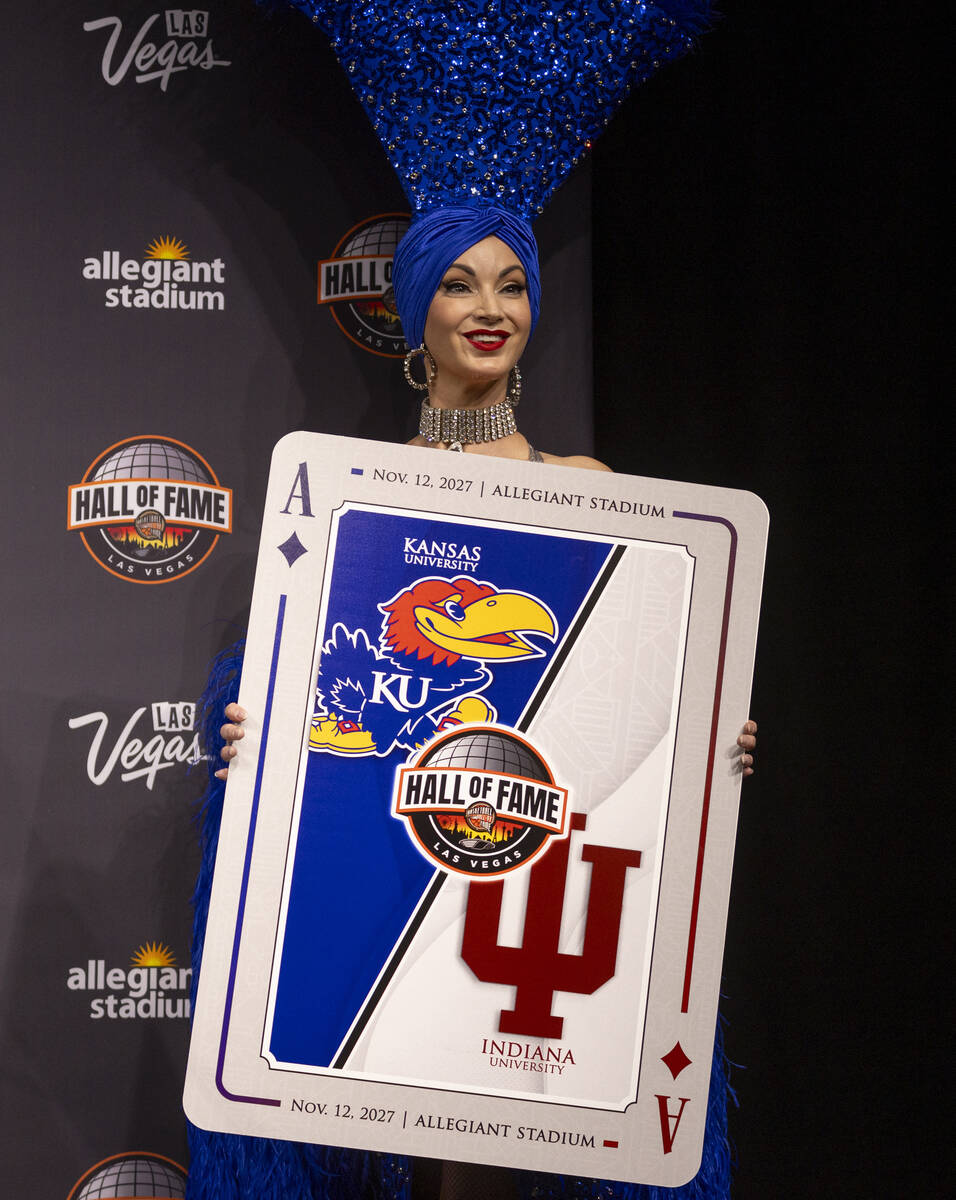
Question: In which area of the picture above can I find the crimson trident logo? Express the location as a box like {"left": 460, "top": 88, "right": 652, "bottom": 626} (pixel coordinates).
{"left": 461, "top": 812, "right": 642, "bottom": 1038}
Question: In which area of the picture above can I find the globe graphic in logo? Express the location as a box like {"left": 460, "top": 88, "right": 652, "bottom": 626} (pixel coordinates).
{"left": 326, "top": 214, "right": 410, "bottom": 357}
{"left": 72, "top": 435, "right": 227, "bottom": 584}
{"left": 421, "top": 729, "right": 549, "bottom": 782}
{"left": 399, "top": 727, "right": 561, "bottom": 877}
{"left": 69, "top": 1152, "right": 186, "bottom": 1199}
{"left": 91, "top": 440, "right": 212, "bottom": 486}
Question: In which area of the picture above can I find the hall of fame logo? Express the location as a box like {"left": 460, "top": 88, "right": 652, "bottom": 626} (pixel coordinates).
{"left": 318, "top": 213, "right": 410, "bottom": 357}
{"left": 394, "top": 724, "right": 569, "bottom": 877}
{"left": 67, "top": 435, "right": 231, "bottom": 582}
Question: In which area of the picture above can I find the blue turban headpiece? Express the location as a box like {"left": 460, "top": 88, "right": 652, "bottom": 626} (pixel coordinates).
{"left": 391, "top": 205, "right": 541, "bottom": 352}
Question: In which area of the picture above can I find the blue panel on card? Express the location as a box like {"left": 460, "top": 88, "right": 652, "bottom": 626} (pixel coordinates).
{"left": 268, "top": 507, "right": 615, "bottom": 1067}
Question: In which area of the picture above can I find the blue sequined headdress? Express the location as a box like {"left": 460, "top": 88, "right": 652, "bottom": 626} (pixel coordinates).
{"left": 287, "top": 1, "right": 710, "bottom": 219}
{"left": 282, "top": 1, "right": 711, "bottom": 345}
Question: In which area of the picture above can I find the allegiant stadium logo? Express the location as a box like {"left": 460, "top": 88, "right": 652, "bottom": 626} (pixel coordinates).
{"left": 66, "top": 941, "right": 191, "bottom": 1021}
{"left": 318, "top": 213, "right": 410, "bottom": 357}
{"left": 67, "top": 435, "right": 231, "bottom": 583}
{"left": 82, "top": 235, "right": 226, "bottom": 310}
{"left": 393, "top": 726, "right": 570, "bottom": 878}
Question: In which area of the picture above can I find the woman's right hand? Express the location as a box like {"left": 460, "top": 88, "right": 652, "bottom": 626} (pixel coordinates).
{"left": 215, "top": 702, "right": 247, "bottom": 780}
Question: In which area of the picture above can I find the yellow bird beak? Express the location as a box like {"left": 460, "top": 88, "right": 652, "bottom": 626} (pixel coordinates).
{"left": 413, "top": 592, "right": 556, "bottom": 661}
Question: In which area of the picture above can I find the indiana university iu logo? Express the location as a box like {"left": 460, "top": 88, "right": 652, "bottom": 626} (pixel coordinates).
{"left": 462, "top": 812, "right": 642, "bottom": 1034}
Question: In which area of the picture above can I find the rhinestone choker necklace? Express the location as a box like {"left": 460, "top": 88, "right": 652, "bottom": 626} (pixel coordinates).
{"left": 419, "top": 397, "right": 517, "bottom": 452}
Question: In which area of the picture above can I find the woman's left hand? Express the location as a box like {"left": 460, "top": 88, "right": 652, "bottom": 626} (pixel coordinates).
{"left": 737, "top": 720, "right": 757, "bottom": 776}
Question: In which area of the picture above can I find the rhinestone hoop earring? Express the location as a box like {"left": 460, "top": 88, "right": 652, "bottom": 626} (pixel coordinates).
{"left": 506, "top": 364, "right": 522, "bottom": 406}
{"left": 403, "top": 344, "right": 437, "bottom": 392}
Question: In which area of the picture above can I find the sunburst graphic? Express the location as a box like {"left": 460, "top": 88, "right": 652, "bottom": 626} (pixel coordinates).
{"left": 145, "top": 236, "right": 190, "bottom": 260}
{"left": 131, "top": 941, "right": 176, "bottom": 968}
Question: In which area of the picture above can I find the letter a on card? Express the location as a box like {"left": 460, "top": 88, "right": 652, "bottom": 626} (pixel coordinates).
{"left": 655, "top": 1095, "right": 691, "bottom": 1154}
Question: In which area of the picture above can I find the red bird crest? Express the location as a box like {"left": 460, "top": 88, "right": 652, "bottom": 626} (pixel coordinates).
{"left": 380, "top": 577, "right": 507, "bottom": 666}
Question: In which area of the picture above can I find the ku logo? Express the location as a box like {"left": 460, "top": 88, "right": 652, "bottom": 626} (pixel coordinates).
{"left": 309, "top": 576, "right": 556, "bottom": 757}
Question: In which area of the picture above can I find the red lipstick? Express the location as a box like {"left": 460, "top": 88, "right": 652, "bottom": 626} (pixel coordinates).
{"left": 463, "top": 329, "right": 510, "bottom": 352}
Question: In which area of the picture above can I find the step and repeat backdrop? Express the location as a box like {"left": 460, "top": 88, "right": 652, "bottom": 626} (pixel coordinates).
{"left": 0, "top": 4, "right": 593, "bottom": 1194}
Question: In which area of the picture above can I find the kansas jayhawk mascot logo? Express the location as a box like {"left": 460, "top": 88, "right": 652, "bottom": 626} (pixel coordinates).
{"left": 310, "top": 576, "right": 557, "bottom": 757}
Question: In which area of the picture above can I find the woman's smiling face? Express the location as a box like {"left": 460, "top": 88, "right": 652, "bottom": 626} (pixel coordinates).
{"left": 423, "top": 236, "right": 531, "bottom": 401}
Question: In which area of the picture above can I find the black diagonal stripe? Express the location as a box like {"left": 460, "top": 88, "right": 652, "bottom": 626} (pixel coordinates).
{"left": 332, "top": 870, "right": 446, "bottom": 1068}
{"left": 517, "top": 543, "right": 626, "bottom": 732}
{"left": 333, "top": 541, "right": 626, "bottom": 1068}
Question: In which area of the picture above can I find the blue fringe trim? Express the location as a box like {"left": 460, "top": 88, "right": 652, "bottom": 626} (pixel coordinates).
{"left": 657, "top": 0, "right": 715, "bottom": 40}
{"left": 186, "top": 641, "right": 734, "bottom": 1198}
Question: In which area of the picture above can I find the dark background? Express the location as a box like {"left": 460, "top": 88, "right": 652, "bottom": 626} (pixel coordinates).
{"left": 594, "top": 3, "right": 937, "bottom": 1195}
{"left": 0, "top": 1, "right": 936, "bottom": 1195}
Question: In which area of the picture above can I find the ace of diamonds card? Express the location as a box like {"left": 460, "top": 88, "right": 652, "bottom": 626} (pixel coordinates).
{"left": 185, "top": 433, "right": 767, "bottom": 1186}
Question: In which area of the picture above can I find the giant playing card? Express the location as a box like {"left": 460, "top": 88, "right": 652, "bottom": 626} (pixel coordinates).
{"left": 184, "top": 433, "right": 767, "bottom": 1186}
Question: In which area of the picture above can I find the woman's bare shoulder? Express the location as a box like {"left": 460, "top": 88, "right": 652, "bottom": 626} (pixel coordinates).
{"left": 539, "top": 452, "right": 613, "bottom": 472}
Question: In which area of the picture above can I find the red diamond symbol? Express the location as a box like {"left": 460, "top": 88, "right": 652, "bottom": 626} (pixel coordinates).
{"left": 661, "top": 1041, "right": 692, "bottom": 1080}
